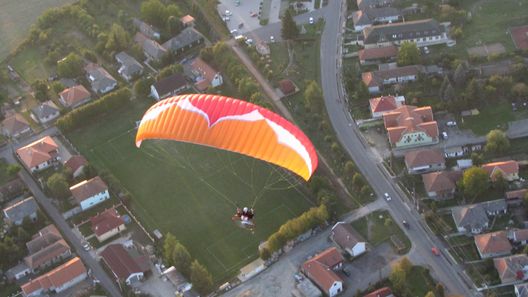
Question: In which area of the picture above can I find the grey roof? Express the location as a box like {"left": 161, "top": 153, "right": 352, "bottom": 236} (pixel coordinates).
{"left": 162, "top": 27, "right": 203, "bottom": 52}
{"left": 59, "top": 78, "right": 76, "bottom": 88}
{"left": 357, "top": 0, "right": 395, "bottom": 10}
{"left": 3, "top": 197, "right": 38, "bottom": 223}
{"left": 363, "top": 19, "right": 445, "bottom": 44}
{"left": 133, "top": 18, "right": 160, "bottom": 39}
{"left": 84, "top": 63, "right": 117, "bottom": 93}
{"left": 143, "top": 38, "right": 167, "bottom": 60}
{"left": 152, "top": 73, "right": 188, "bottom": 97}
{"left": 452, "top": 205, "right": 488, "bottom": 230}
{"left": 515, "top": 283, "right": 528, "bottom": 297}
{"left": 481, "top": 199, "right": 507, "bottom": 214}
{"left": 6, "top": 262, "right": 29, "bottom": 279}
{"left": 31, "top": 101, "right": 60, "bottom": 120}
{"left": 115, "top": 52, "right": 144, "bottom": 79}
{"left": 353, "top": 7, "right": 401, "bottom": 26}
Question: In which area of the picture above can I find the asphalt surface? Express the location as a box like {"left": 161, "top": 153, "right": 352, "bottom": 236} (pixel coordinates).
{"left": 318, "top": 0, "right": 474, "bottom": 295}
{"left": 1, "top": 129, "right": 123, "bottom": 297}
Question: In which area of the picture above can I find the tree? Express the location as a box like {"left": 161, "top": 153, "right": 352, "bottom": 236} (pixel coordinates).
{"left": 424, "top": 292, "right": 436, "bottom": 297}
{"left": 435, "top": 283, "right": 445, "bottom": 297}
{"left": 32, "top": 80, "right": 49, "bottom": 101}
{"left": 167, "top": 15, "right": 182, "bottom": 36}
{"left": 397, "top": 257, "right": 412, "bottom": 275}
{"left": 163, "top": 233, "right": 178, "bottom": 265}
{"left": 50, "top": 81, "right": 65, "bottom": 94}
{"left": 397, "top": 41, "right": 420, "bottom": 66}
{"left": 492, "top": 171, "right": 507, "bottom": 192}
{"left": 453, "top": 63, "right": 467, "bottom": 87}
{"left": 57, "top": 53, "right": 84, "bottom": 78}
{"left": 157, "top": 64, "right": 183, "bottom": 80}
{"left": 523, "top": 245, "right": 528, "bottom": 255}
{"left": 140, "top": 0, "right": 166, "bottom": 28}
{"left": 7, "top": 164, "right": 21, "bottom": 176}
{"left": 344, "top": 161, "right": 356, "bottom": 176}
{"left": 281, "top": 9, "right": 299, "bottom": 40}
{"left": 105, "top": 23, "right": 130, "bottom": 53}
{"left": 304, "top": 80, "right": 323, "bottom": 110}
{"left": 352, "top": 173, "right": 364, "bottom": 188}
{"left": 443, "top": 81, "right": 456, "bottom": 102}
{"left": 190, "top": 260, "right": 213, "bottom": 295}
{"left": 461, "top": 167, "right": 489, "bottom": 198}
{"left": 46, "top": 173, "right": 70, "bottom": 199}
{"left": 512, "top": 82, "right": 528, "bottom": 99}
{"left": 134, "top": 77, "right": 154, "bottom": 97}
{"left": 171, "top": 242, "right": 192, "bottom": 277}
{"left": 484, "top": 129, "right": 510, "bottom": 154}
{"left": 439, "top": 75, "right": 450, "bottom": 99}
{"left": 389, "top": 264, "right": 407, "bottom": 293}
{"left": 471, "top": 152, "right": 483, "bottom": 166}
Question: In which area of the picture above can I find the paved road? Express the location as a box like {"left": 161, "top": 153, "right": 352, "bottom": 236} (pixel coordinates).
{"left": 318, "top": 0, "right": 475, "bottom": 295}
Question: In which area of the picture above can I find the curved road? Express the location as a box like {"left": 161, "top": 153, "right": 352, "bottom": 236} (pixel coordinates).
{"left": 318, "top": 0, "right": 474, "bottom": 296}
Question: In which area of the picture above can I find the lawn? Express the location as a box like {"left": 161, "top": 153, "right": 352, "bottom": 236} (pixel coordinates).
{"left": 10, "top": 47, "right": 51, "bottom": 82}
{"left": 461, "top": 102, "right": 514, "bottom": 135}
{"left": 447, "top": 235, "right": 480, "bottom": 263}
{"left": 66, "top": 98, "right": 315, "bottom": 282}
{"left": 0, "top": 0, "right": 77, "bottom": 61}
{"left": 466, "top": 260, "right": 501, "bottom": 287}
{"left": 404, "top": 266, "right": 437, "bottom": 297}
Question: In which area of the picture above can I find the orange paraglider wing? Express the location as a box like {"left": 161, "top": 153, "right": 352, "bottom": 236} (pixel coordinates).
{"left": 135, "top": 94, "right": 318, "bottom": 180}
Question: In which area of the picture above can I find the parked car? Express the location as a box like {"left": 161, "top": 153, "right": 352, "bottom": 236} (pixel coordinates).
{"left": 250, "top": 11, "right": 258, "bottom": 17}
{"left": 82, "top": 243, "right": 91, "bottom": 251}
{"left": 245, "top": 38, "right": 254, "bottom": 46}
{"left": 225, "top": 10, "right": 232, "bottom": 16}
{"left": 432, "top": 247, "right": 440, "bottom": 256}
{"left": 446, "top": 121, "right": 457, "bottom": 127}
{"left": 230, "top": 29, "right": 238, "bottom": 36}
{"left": 294, "top": 273, "right": 304, "bottom": 282}
{"left": 309, "top": 17, "right": 314, "bottom": 24}
{"left": 423, "top": 46, "right": 430, "bottom": 54}
{"left": 442, "top": 131, "right": 448, "bottom": 140}
{"left": 222, "top": 16, "right": 230, "bottom": 22}
{"left": 270, "top": 36, "right": 275, "bottom": 43}
{"left": 402, "top": 220, "right": 410, "bottom": 229}
{"left": 384, "top": 192, "right": 391, "bottom": 201}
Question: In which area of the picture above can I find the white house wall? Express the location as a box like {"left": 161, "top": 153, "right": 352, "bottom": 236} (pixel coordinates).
{"left": 80, "top": 190, "right": 110, "bottom": 210}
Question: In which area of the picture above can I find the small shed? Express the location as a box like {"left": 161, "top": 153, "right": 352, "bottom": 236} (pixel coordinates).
{"left": 238, "top": 258, "right": 266, "bottom": 282}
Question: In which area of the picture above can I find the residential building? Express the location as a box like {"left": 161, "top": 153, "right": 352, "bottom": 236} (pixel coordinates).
{"left": 64, "top": 155, "right": 88, "bottom": 178}
{"left": 510, "top": 25, "right": 528, "bottom": 50}
{"left": 481, "top": 199, "right": 507, "bottom": 216}
{"left": 90, "top": 208, "right": 126, "bottom": 242}
{"left": 161, "top": 266, "right": 194, "bottom": 294}
{"left": 452, "top": 205, "right": 489, "bottom": 234}
{"left": 444, "top": 146, "right": 464, "bottom": 158}
{"left": 457, "top": 159, "right": 473, "bottom": 170}
{"left": 150, "top": 73, "right": 189, "bottom": 100}
{"left": 186, "top": 57, "right": 223, "bottom": 91}
{"left": 134, "top": 32, "right": 167, "bottom": 61}
{"left": 180, "top": 15, "right": 195, "bottom": 27}
{"left": 70, "top": 176, "right": 110, "bottom": 211}
{"left": 383, "top": 105, "right": 439, "bottom": 148}
{"left": 132, "top": 18, "right": 160, "bottom": 40}
{"left": 494, "top": 254, "right": 528, "bottom": 284}
{"left": 515, "top": 283, "right": 528, "bottom": 297}
{"left": 362, "top": 65, "right": 422, "bottom": 93}
{"left": 362, "top": 19, "right": 450, "bottom": 48}
{"left": 359, "top": 45, "right": 398, "bottom": 65}
{"left": 16, "top": 136, "right": 60, "bottom": 172}
{"left": 100, "top": 244, "right": 150, "bottom": 287}
{"left": 482, "top": 160, "right": 519, "bottom": 182}
{"left": 30, "top": 101, "right": 60, "bottom": 124}
{"left": 331, "top": 222, "right": 367, "bottom": 257}
{"left": 278, "top": 79, "right": 298, "bottom": 97}
{"left": 85, "top": 63, "right": 118, "bottom": 94}
{"left": 115, "top": 52, "right": 144, "bottom": 82}
{"left": 352, "top": 7, "right": 401, "bottom": 32}
{"left": 59, "top": 85, "right": 91, "bottom": 109}
{"left": 302, "top": 247, "right": 344, "bottom": 297}
{"left": 422, "top": 171, "right": 461, "bottom": 200}
{"left": 357, "top": 0, "right": 395, "bottom": 11}
{"left": 506, "top": 189, "right": 528, "bottom": 205}
{"left": 364, "top": 287, "right": 394, "bottom": 297}
{"left": 162, "top": 27, "right": 204, "bottom": 54}
{"left": 2, "top": 113, "right": 31, "bottom": 139}
{"left": 509, "top": 229, "right": 528, "bottom": 245}
{"left": 21, "top": 257, "right": 87, "bottom": 297}
{"left": 7, "top": 263, "right": 31, "bottom": 281}
{"left": 474, "top": 231, "right": 512, "bottom": 259}
{"left": 404, "top": 149, "right": 445, "bottom": 174}
{"left": 24, "top": 236, "right": 71, "bottom": 272}
{"left": 3, "top": 197, "right": 38, "bottom": 225}
{"left": 368, "top": 95, "right": 404, "bottom": 118}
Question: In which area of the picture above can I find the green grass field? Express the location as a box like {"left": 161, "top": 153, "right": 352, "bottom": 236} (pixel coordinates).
{"left": 0, "top": 0, "right": 77, "bottom": 62}
{"left": 67, "top": 99, "right": 315, "bottom": 281}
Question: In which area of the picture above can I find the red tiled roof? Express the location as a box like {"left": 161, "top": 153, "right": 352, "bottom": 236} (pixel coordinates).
{"left": 59, "top": 85, "right": 91, "bottom": 107}
{"left": 302, "top": 247, "right": 344, "bottom": 292}
{"left": 422, "top": 171, "right": 461, "bottom": 193}
{"left": 506, "top": 189, "right": 527, "bottom": 200}
{"left": 359, "top": 46, "right": 398, "bottom": 61}
{"left": 475, "top": 231, "right": 512, "bottom": 255}
{"left": 90, "top": 208, "right": 125, "bottom": 237}
{"left": 16, "top": 136, "right": 58, "bottom": 169}
{"left": 180, "top": 15, "right": 195, "bottom": 25}
{"left": 21, "top": 257, "right": 87, "bottom": 296}
{"left": 101, "top": 244, "right": 149, "bottom": 281}
{"left": 191, "top": 57, "right": 219, "bottom": 91}
{"left": 369, "top": 96, "right": 397, "bottom": 113}
{"left": 362, "top": 65, "right": 422, "bottom": 87}
{"left": 494, "top": 254, "right": 528, "bottom": 283}
{"left": 511, "top": 25, "right": 528, "bottom": 50}
{"left": 2, "top": 113, "right": 30, "bottom": 136}
{"left": 383, "top": 105, "right": 438, "bottom": 144}
{"left": 279, "top": 79, "right": 297, "bottom": 95}
{"left": 70, "top": 176, "right": 108, "bottom": 203}
{"left": 364, "top": 287, "right": 393, "bottom": 297}
{"left": 482, "top": 160, "right": 519, "bottom": 179}
{"left": 24, "top": 239, "right": 70, "bottom": 269}
{"left": 404, "top": 149, "right": 444, "bottom": 168}
{"left": 331, "top": 222, "right": 364, "bottom": 250}
{"left": 64, "top": 155, "right": 88, "bottom": 173}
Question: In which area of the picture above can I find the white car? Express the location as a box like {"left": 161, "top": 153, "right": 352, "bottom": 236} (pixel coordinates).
{"left": 222, "top": 16, "right": 230, "bottom": 22}
{"left": 245, "top": 38, "right": 254, "bottom": 46}
{"left": 82, "top": 243, "right": 91, "bottom": 251}
{"left": 446, "top": 121, "right": 457, "bottom": 127}
{"left": 309, "top": 17, "right": 314, "bottom": 24}
{"left": 442, "top": 131, "right": 448, "bottom": 139}
{"left": 225, "top": 10, "right": 232, "bottom": 16}
{"left": 230, "top": 29, "right": 238, "bottom": 36}
{"left": 270, "top": 35, "right": 275, "bottom": 43}
{"left": 384, "top": 193, "right": 391, "bottom": 201}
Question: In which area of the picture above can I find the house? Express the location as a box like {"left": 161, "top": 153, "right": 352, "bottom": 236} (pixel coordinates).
{"left": 362, "top": 19, "right": 450, "bottom": 48}
{"left": 133, "top": 18, "right": 160, "bottom": 40}
{"left": 59, "top": 85, "right": 91, "bottom": 109}
{"left": 84, "top": 63, "right": 118, "bottom": 94}
{"left": 134, "top": 32, "right": 167, "bottom": 61}
{"left": 64, "top": 155, "right": 88, "bottom": 178}
{"left": 70, "top": 176, "right": 110, "bottom": 211}
{"left": 383, "top": 105, "right": 439, "bottom": 148}
{"left": 506, "top": 189, "right": 527, "bottom": 205}
{"left": 302, "top": 247, "right": 344, "bottom": 297}
{"left": 482, "top": 160, "right": 519, "bottom": 182}
{"left": 474, "top": 231, "right": 512, "bottom": 259}
{"left": 24, "top": 225, "right": 71, "bottom": 272}
{"left": 359, "top": 45, "right": 398, "bottom": 65}
{"left": 509, "top": 229, "right": 528, "bottom": 245}
{"left": 331, "top": 222, "right": 367, "bottom": 257}
{"left": 7, "top": 263, "right": 31, "bottom": 281}
{"left": 352, "top": 7, "right": 402, "bottom": 32}
{"left": 357, "top": 0, "right": 395, "bottom": 11}
{"left": 161, "top": 266, "right": 193, "bottom": 294}
{"left": 150, "top": 73, "right": 189, "bottom": 100}
{"left": 510, "top": 25, "right": 528, "bottom": 50}
{"left": 364, "top": 287, "right": 394, "bottom": 297}
{"left": 0, "top": 177, "right": 27, "bottom": 204}
{"left": 100, "top": 244, "right": 150, "bottom": 287}
{"left": 481, "top": 199, "right": 507, "bottom": 216}
{"left": 278, "top": 79, "right": 299, "bottom": 97}
{"left": 457, "top": 159, "right": 473, "bottom": 170}
{"left": 404, "top": 149, "right": 445, "bottom": 174}
{"left": 444, "top": 146, "right": 464, "bottom": 158}
{"left": 90, "top": 208, "right": 126, "bottom": 242}
{"left": 515, "top": 283, "right": 528, "bottom": 297}
{"left": 2, "top": 113, "right": 31, "bottom": 139}
{"left": 422, "top": 171, "right": 461, "bottom": 200}
{"left": 368, "top": 95, "right": 404, "bottom": 118}
{"left": 16, "top": 136, "right": 60, "bottom": 172}
{"left": 30, "top": 101, "right": 60, "bottom": 124}
{"left": 180, "top": 14, "right": 195, "bottom": 27}
{"left": 186, "top": 57, "right": 223, "bottom": 91}
{"left": 162, "top": 27, "right": 204, "bottom": 54}
{"left": 3, "top": 197, "right": 39, "bottom": 225}
{"left": 115, "top": 52, "right": 144, "bottom": 82}
{"left": 362, "top": 65, "right": 422, "bottom": 93}
{"left": 494, "top": 254, "right": 528, "bottom": 284}
{"left": 21, "top": 257, "right": 87, "bottom": 297}
{"left": 452, "top": 205, "right": 489, "bottom": 234}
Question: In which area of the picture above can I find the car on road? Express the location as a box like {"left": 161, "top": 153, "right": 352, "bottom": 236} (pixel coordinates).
{"left": 235, "top": 0, "right": 240, "bottom": 6}
{"left": 446, "top": 121, "right": 457, "bottom": 127}
{"left": 442, "top": 131, "right": 448, "bottom": 140}
{"left": 245, "top": 38, "right": 254, "bottom": 46}
{"left": 402, "top": 220, "right": 410, "bottom": 229}
{"left": 82, "top": 243, "right": 91, "bottom": 251}
{"left": 309, "top": 17, "right": 314, "bottom": 24}
{"left": 250, "top": 11, "right": 258, "bottom": 17}
{"left": 294, "top": 273, "right": 304, "bottom": 282}
{"left": 384, "top": 192, "right": 391, "bottom": 201}
{"left": 270, "top": 36, "right": 275, "bottom": 43}
{"left": 222, "top": 16, "right": 230, "bottom": 22}
{"left": 432, "top": 247, "right": 441, "bottom": 256}
{"left": 225, "top": 10, "right": 232, "bottom": 16}
{"left": 230, "top": 29, "right": 238, "bottom": 36}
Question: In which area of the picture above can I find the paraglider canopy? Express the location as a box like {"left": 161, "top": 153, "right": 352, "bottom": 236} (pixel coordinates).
{"left": 135, "top": 94, "right": 318, "bottom": 180}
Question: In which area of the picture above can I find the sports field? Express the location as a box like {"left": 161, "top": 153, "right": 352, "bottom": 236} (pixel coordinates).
{"left": 67, "top": 99, "right": 315, "bottom": 281}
